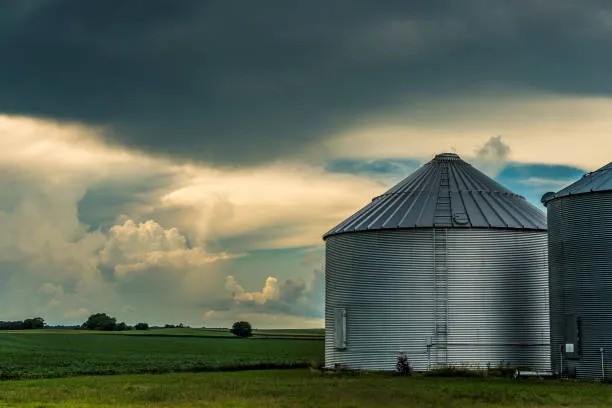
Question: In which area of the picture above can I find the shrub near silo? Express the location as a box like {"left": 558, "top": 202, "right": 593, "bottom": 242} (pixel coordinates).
{"left": 396, "top": 353, "right": 411, "bottom": 375}
{"left": 230, "top": 321, "right": 252, "bottom": 338}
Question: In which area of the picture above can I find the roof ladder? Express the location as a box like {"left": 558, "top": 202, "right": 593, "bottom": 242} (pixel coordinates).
{"left": 433, "top": 227, "right": 449, "bottom": 367}
{"left": 434, "top": 162, "right": 453, "bottom": 227}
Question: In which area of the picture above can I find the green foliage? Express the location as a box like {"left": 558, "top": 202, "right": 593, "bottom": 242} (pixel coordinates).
{"left": 230, "top": 321, "right": 252, "bottom": 338}
{"left": 424, "top": 366, "right": 487, "bottom": 378}
{"left": 0, "top": 317, "right": 44, "bottom": 330}
{"left": 80, "top": 314, "right": 131, "bottom": 331}
{"left": 0, "top": 330, "right": 323, "bottom": 379}
{"left": 23, "top": 317, "right": 45, "bottom": 329}
{"left": 116, "top": 322, "right": 129, "bottom": 331}
{"left": 423, "top": 361, "right": 519, "bottom": 378}
{"left": 82, "top": 313, "right": 117, "bottom": 331}
{"left": 396, "top": 353, "right": 412, "bottom": 375}
{"left": 134, "top": 322, "right": 149, "bottom": 330}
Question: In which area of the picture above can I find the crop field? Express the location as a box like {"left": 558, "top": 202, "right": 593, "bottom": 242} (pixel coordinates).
{"left": 1, "top": 329, "right": 611, "bottom": 407}
{"left": 1, "top": 369, "right": 612, "bottom": 407}
{"left": 0, "top": 329, "right": 323, "bottom": 379}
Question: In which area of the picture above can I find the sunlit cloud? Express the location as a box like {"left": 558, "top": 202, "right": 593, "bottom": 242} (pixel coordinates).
{"left": 159, "top": 164, "right": 382, "bottom": 249}
{"left": 324, "top": 93, "right": 612, "bottom": 171}
{"left": 0, "top": 115, "right": 373, "bottom": 326}
{"left": 99, "top": 219, "right": 234, "bottom": 279}
{"left": 0, "top": 93, "right": 605, "bottom": 326}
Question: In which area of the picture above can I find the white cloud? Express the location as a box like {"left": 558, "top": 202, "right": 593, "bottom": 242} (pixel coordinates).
{"left": 159, "top": 164, "right": 382, "bottom": 249}
{"left": 222, "top": 268, "right": 324, "bottom": 320}
{"left": 2, "top": 91, "right": 603, "bottom": 327}
{"left": 99, "top": 219, "right": 233, "bottom": 279}
{"left": 0, "top": 115, "right": 351, "bottom": 325}
{"left": 472, "top": 135, "right": 511, "bottom": 176}
{"left": 226, "top": 275, "right": 280, "bottom": 305}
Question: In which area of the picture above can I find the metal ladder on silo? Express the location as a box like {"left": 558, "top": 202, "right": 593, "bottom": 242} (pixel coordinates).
{"left": 433, "top": 228, "right": 449, "bottom": 366}
{"left": 433, "top": 162, "right": 451, "bottom": 366}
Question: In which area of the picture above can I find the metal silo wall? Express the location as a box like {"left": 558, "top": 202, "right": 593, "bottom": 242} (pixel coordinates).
{"left": 548, "top": 192, "right": 612, "bottom": 380}
{"left": 325, "top": 229, "right": 550, "bottom": 371}
{"left": 445, "top": 230, "right": 550, "bottom": 370}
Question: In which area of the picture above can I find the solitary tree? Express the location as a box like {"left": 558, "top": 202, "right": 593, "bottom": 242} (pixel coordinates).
{"left": 230, "top": 321, "right": 252, "bottom": 338}
{"left": 23, "top": 317, "right": 45, "bottom": 329}
{"left": 82, "top": 313, "right": 117, "bottom": 331}
{"left": 134, "top": 322, "right": 149, "bottom": 330}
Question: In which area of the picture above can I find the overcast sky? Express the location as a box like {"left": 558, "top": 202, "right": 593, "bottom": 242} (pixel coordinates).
{"left": 1, "top": 1, "right": 610, "bottom": 328}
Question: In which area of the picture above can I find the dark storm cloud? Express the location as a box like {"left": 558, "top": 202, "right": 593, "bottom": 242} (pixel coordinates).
{"left": 2, "top": 1, "right": 612, "bottom": 163}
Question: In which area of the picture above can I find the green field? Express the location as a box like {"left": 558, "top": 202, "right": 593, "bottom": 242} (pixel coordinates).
{"left": 2, "top": 329, "right": 611, "bottom": 407}
{"left": 0, "top": 329, "right": 323, "bottom": 379}
{"left": 1, "top": 369, "right": 612, "bottom": 407}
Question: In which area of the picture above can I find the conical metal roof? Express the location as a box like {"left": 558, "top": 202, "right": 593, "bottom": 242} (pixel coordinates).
{"left": 541, "top": 161, "right": 612, "bottom": 205}
{"left": 324, "top": 153, "right": 547, "bottom": 238}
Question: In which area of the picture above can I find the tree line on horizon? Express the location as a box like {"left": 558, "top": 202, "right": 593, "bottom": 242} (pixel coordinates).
{"left": 0, "top": 313, "right": 201, "bottom": 332}
{"left": 0, "top": 314, "right": 151, "bottom": 331}
{"left": 81, "top": 313, "right": 149, "bottom": 331}
{"left": 0, "top": 317, "right": 45, "bottom": 330}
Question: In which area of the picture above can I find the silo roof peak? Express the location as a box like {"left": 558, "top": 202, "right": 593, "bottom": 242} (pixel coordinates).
{"left": 433, "top": 152, "right": 461, "bottom": 161}
{"left": 324, "top": 154, "right": 546, "bottom": 238}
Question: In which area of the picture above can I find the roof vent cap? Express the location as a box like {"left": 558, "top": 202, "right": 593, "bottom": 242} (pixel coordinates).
{"left": 434, "top": 153, "right": 461, "bottom": 161}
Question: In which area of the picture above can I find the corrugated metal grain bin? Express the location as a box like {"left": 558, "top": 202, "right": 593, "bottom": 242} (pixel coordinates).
{"left": 324, "top": 153, "right": 550, "bottom": 371}
{"left": 542, "top": 162, "right": 612, "bottom": 380}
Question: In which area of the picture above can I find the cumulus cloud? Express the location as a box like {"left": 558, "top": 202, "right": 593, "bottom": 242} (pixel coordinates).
{"left": 473, "top": 135, "right": 511, "bottom": 176}
{"left": 0, "top": 107, "right": 599, "bottom": 327}
{"left": 99, "top": 219, "right": 232, "bottom": 279}
{"left": 3, "top": 2, "right": 611, "bottom": 328}
{"left": 0, "top": 115, "right": 357, "bottom": 325}
{"left": 225, "top": 275, "right": 280, "bottom": 305}
{"left": 223, "top": 268, "right": 324, "bottom": 319}
{"left": 0, "top": 117, "right": 219, "bottom": 322}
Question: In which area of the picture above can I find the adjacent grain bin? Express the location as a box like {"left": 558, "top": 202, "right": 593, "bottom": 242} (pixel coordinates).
{"left": 542, "top": 162, "right": 612, "bottom": 380}
{"left": 324, "top": 153, "right": 550, "bottom": 371}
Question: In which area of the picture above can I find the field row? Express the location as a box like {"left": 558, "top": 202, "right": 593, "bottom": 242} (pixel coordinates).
{"left": 0, "top": 330, "right": 323, "bottom": 379}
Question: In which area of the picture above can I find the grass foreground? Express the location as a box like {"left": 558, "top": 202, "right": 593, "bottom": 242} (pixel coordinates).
{"left": 1, "top": 369, "right": 612, "bottom": 407}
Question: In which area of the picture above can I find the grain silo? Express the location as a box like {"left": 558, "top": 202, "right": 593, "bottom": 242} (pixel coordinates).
{"left": 324, "top": 153, "right": 550, "bottom": 371}
{"left": 542, "top": 162, "right": 612, "bottom": 380}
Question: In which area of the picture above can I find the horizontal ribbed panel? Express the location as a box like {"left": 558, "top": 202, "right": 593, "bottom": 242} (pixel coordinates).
{"left": 325, "top": 229, "right": 550, "bottom": 371}
{"left": 325, "top": 153, "right": 546, "bottom": 238}
{"left": 548, "top": 191, "right": 612, "bottom": 380}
